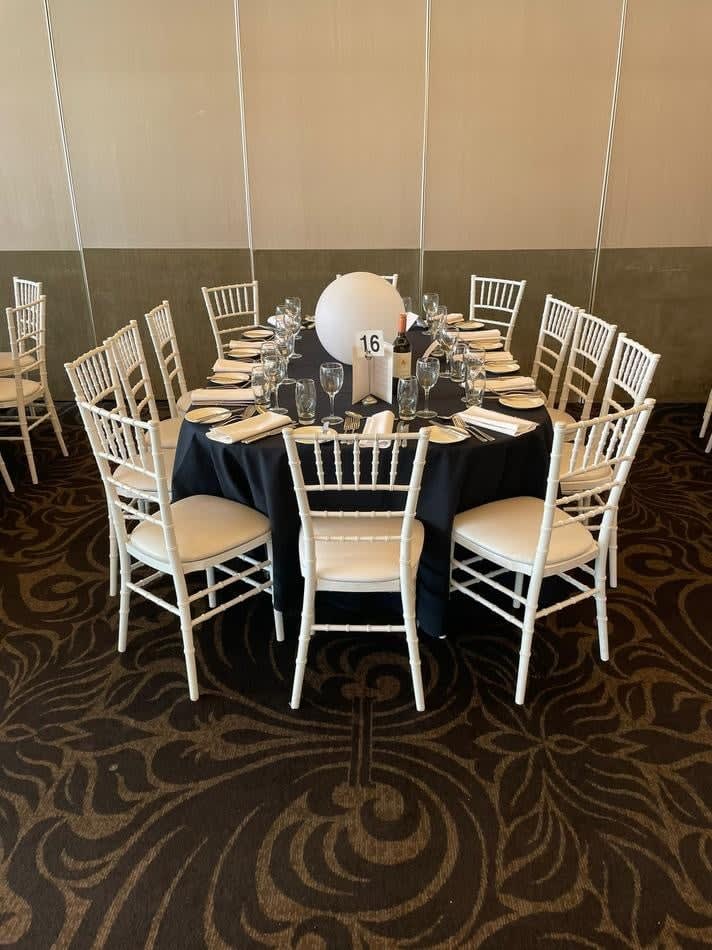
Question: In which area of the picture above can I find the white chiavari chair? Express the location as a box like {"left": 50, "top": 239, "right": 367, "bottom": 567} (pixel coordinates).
{"left": 336, "top": 273, "right": 399, "bottom": 288}
{"left": 560, "top": 333, "right": 660, "bottom": 588}
{"left": 530, "top": 295, "right": 579, "bottom": 406}
{"left": 0, "top": 451, "right": 13, "bottom": 492}
{"left": 468, "top": 276, "right": 526, "bottom": 351}
{"left": 549, "top": 311, "right": 617, "bottom": 432}
{"left": 145, "top": 300, "right": 190, "bottom": 417}
{"left": 1, "top": 278, "right": 43, "bottom": 376}
{"left": 450, "top": 400, "right": 654, "bottom": 704}
{"left": 283, "top": 428, "right": 431, "bottom": 711}
{"left": 700, "top": 386, "right": 712, "bottom": 453}
{"left": 202, "top": 281, "right": 260, "bottom": 356}
{"left": 0, "top": 297, "right": 67, "bottom": 483}
{"left": 106, "top": 321, "right": 182, "bottom": 450}
{"left": 77, "top": 400, "right": 283, "bottom": 700}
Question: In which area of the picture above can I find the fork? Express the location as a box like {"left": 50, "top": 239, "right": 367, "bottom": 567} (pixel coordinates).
{"left": 451, "top": 416, "right": 487, "bottom": 442}
{"left": 343, "top": 415, "right": 357, "bottom": 434}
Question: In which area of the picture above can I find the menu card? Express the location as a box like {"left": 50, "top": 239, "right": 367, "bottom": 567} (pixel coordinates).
{"left": 352, "top": 342, "right": 393, "bottom": 404}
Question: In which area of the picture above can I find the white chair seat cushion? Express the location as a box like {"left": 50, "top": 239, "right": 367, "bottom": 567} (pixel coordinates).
{"left": 177, "top": 392, "right": 191, "bottom": 416}
{"left": 299, "top": 516, "right": 424, "bottom": 584}
{"left": 0, "top": 352, "right": 34, "bottom": 375}
{"left": 114, "top": 449, "right": 176, "bottom": 494}
{"left": 453, "top": 497, "right": 597, "bottom": 573}
{"left": 0, "top": 377, "right": 42, "bottom": 404}
{"left": 130, "top": 495, "right": 269, "bottom": 565}
{"left": 559, "top": 441, "right": 614, "bottom": 493}
{"left": 547, "top": 406, "right": 577, "bottom": 439}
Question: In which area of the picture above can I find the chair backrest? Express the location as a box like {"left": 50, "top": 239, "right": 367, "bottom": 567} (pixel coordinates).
{"left": 145, "top": 300, "right": 188, "bottom": 417}
{"left": 468, "top": 276, "right": 526, "bottom": 350}
{"left": 283, "top": 429, "right": 430, "bottom": 571}
{"left": 202, "top": 281, "right": 260, "bottom": 355}
{"left": 600, "top": 333, "right": 660, "bottom": 415}
{"left": 557, "top": 311, "right": 617, "bottom": 421}
{"left": 106, "top": 320, "right": 160, "bottom": 425}
{"left": 536, "top": 400, "right": 655, "bottom": 576}
{"left": 5, "top": 297, "right": 47, "bottom": 383}
{"left": 336, "top": 273, "right": 399, "bottom": 287}
{"left": 13, "top": 277, "right": 42, "bottom": 308}
{"left": 65, "top": 341, "right": 126, "bottom": 412}
{"left": 530, "top": 295, "right": 579, "bottom": 405}
{"left": 77, "top": 401, "right": 176, "bottom": 563}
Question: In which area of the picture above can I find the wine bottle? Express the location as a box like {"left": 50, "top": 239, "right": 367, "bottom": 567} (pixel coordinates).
{"left": 392, "top": 313, "right": 412, "bottom": 381}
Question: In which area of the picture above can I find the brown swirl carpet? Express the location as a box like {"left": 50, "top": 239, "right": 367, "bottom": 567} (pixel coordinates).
{"left": 0, "top": 405, "right": 711, "bottom": 949}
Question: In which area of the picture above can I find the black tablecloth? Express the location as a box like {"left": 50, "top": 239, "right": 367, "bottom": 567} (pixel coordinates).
{"left": 172, "top": 325, "right": 553, "bottom": 636}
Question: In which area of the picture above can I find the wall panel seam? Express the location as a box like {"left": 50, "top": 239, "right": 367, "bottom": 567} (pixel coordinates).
{"left": 43, "top": 0, "right": 97, "bottom": 346}
{"left": 233, "top": 0, "right": 255, "bottom": 282}
{"left": 417, "top": 0, "right": 432, "bottom": 307}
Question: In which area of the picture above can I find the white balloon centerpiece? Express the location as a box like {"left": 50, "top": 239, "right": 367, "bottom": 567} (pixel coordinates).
{"left": 315, "top": 271, "right": 402, "bottom": 365}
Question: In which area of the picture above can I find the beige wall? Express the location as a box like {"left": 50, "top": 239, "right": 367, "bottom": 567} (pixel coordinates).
{"left": 240, "top": 0, "right": 426, "bottom": 250}
{"left": 50, "top": 0, "right": 248, "bottom": 249}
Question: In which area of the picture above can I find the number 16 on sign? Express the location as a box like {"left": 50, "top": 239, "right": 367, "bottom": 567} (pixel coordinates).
{"left": 356, "top": 330, "right": 384, "bottom": 357}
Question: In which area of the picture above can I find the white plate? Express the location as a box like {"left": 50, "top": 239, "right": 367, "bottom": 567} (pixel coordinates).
{"left": 293, "top": 425, "right": 335, "bottom": 444}
{"left": 208, "top": 372, "right": 249, "bottom": 385}
{"left": 185, "top": 406, "right": 232, "bottom": 424}
{"left": 426, "top": 424, "right": 469, "bottom": 444}
{"left": 486, "top": 362, "right": 520, "bottom": 374}
{"left": 498, "top": 394, "right": 546, "bottom": 410}
{"left": 242, "top": 328, "right": 273, "bottom": 340}
{"left": 455, "top": 320, "right": 485, "bottom": 330}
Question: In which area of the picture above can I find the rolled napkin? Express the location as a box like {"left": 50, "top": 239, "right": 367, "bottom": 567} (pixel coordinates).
{"left": 206, "top": 410, "right": 288, "bottom": 444}
{"left": 446, "top": 313, "right": 464, "bottom": 324}
{"left": 484, "top": 376, "right": 536, "bottom": 393}
{"left": 457, "top": 328, "right": 502, "bottom": 342}
{"left": 190, "top": 387, "right": 255, "bottom": 404}
{"left": 484, "top": 350, "right": 514, "bottom": 363}
{"left": 458, "top": 406, "right": 537, "bottom": 437}
{"left": 361, "top": 409, "right": 395, "bottom": 447}
{"left": 212, "top": 357, "right": 255, "bottom": 374}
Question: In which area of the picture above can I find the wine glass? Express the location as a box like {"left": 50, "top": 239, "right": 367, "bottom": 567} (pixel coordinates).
{"left": 262, "top": 346, "right": 289, "bottom": 415}
{"left": 422, "top": 292, "right": 439, "bottom": 333}
{"left": 319, "top": 361, "right": 344, "bottom": 425}
{"left": 401, "top": 296, "right": 412, "bottom": 316}
{"left": 435, "top": 324, "right": 457, "bottom": 378}
{"left": 275, "top": 331, "right": 295, "bottom": 384}
{"left": 430, "top": 305, "right": 447, "bottom": 356}
{"left": 416, "top": 357, "right": 439, "bottom": 419}
{"left": 280, "top": 302, "right": 302, "bottom": 358}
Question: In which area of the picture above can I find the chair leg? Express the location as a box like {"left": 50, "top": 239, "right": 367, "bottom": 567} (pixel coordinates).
{"left": 608, "top": 511, "right": 618, "bottom": 589}
{"left": 273, "top": 610, "right": 285, "bottom": 643}
{"left": 700, "top": 394, "right": 712, "bottom": 438}
{"left": 290, "top": 577, "right": 315, "bottom": 709}
{"left": 117, "top": 550, "right": 131, "bottom": 653}
{"left": 706, "top": 432, "right": 712, "bottom": 454}
{"left": 448, "top": 538, "right": 455, "bottom": 590}
{"left": 512, "top": 572, "right": 523, "bottom": 608}
{"left": 18, "top": 403, "right": 38, "bottom": 484}
{"left": 206, "top": 567, "right": 216, "bottom": 609}
{"left": 515, "top": 604, "right": 538, "bottom": 705}
{"left": 174, "top": 576, "right": 199, "bottom": 701}
{"left": 402, "top": 572, "right": 425, "bottom": 711}
{"left": 0, "top": 453, "right": 13, "bottom": 492}
{"left": 108, "top": 513, "right": 118, "bottom": 597}
{"left": 46, "top": 391, "right": 68, "bottom": 456}
{"left": 266, "top": 539, "right": 284, "bottom": 641}
{"left": 594, "top": 557, "right": 610, "bottom": 662}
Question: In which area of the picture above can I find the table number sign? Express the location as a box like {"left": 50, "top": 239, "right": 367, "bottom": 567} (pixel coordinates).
{"left": 352, "top": 330, "right": 392, "bottom": 404}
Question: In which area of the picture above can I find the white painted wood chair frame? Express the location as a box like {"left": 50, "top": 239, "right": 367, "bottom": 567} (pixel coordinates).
{"left": 65, "top": 342, "right": 130, "bottom": 597}
{"left": 0, "top": 451, "right": 13, "bottom": 491}
{"left": 468, "top": 276, "right": 526, "bottom": 350}
{"left": 0, "top": 297, "right": 67, "bottom": 483}
{"left": 336, "top": 273, "right": 399, "bottom": 288}
{"left": 0, "top": 278, "right": 43, "bottom": 378}
{"left": 556, "top": 311, "right": 618, "bottom": 424}
{"left": 283, "top": 428, "right": 431, "bottom": 711}
{"left": 530, "top": 295, "right": 579, "bottom": 405}
{"left": 450, "top": 400, "right": 655, "bottom": 705}
{"left": 202, "top": 281, "right": 260, "bottom": 356}
{"left": 700, "top": 386, "right": 712, "bottom": 453}
{"left": 145, "top": 300, "right": 189, "bottom": 417}
{"left": 78, "top": 401, "right": 283, "bottom": 701}
{"left": 105, "top": 321, "right": 161, "bottom": 427}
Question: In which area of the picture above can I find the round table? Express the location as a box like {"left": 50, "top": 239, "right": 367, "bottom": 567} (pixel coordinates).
{"left": 172, "top": 325, "right": 553, "bottom": 637}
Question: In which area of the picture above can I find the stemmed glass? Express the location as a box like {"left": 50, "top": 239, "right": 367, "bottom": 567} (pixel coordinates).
{"left": 279, "top": 303, "right": 302, "bottom": 358}
{"left": 319, "top": 361, "right": 344, "bottom": 425}
{"left": 430, "top": 305, "right": 447, "bottom": 356}
{"left": 436, "top": 324, "right": 457, "bottom": 378}
{"left": 275, "top": 331, "right": 295, "bottom": 384}
{"left": 285, "top": 297, "right": 303, "bottom": 340}
{"left": 262, "top": 344, "right": 289, "bottom": 415}
{"left": 416, "top": 356, "right": 439, "bottom": 419}
{"left": 422, "top": 293, "right": 439, "bottom": 334}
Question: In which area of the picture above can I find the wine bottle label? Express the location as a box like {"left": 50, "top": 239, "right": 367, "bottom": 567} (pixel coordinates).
{"left": 393, "top": 351, "right": 412, "bottom": 379}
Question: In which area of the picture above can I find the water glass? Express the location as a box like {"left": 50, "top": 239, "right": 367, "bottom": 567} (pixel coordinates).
{"left": 450, "top": 342, "right": 468, "bottom": 384}
{"left": 397, "top": 376, "right": 418, "bottom": 421}
{"left": 295, "top": 378, "right": 316, "bottom": 423}
{"left": 251, "top": 364, "right": 270, "bottom": 408}
{"left": 464, "top": 365, "right": 486, "bottom": 408}
{"left": 319, "top": 361, "right": 344, "bottom": 424}
{"left": 416, "top": 357, "right": 439, "bottom": 419}
{"left": 463, "top": 348, "right": 485, "bottom": 404}
{"left": 401, "top": 296, "right": 412, "bottom": 316}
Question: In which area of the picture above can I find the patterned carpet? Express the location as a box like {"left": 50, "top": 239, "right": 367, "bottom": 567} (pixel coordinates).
{"left": 0, "top": 405, "right": 711, "bottom": 949}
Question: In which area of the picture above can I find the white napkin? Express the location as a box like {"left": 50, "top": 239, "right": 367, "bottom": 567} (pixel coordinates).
{"left": 457, "top": 328, "right": 501, "bottom": 342}
{"left": 190, "top": 387, "right": 255, "bottom": 404}
{"left": 212, "top": 358, "right": 255, "bottom": 374}
{"left": 459, "top": 406, "right": 537, "bottom": 436}
{"left": 361, "top": 409, "right": 395, "bottom": 446}
{"left": 446, "top": 313, "right": 464, "bottom": 324}
{"left": 405, "top": 312, "right": 420, "bottom": 330}
{"left": 206, "top": 410, "right": 288, "bottom": 444}
{"left": 228, "top": 340, "right": 262, "bottom": 354}
{"left": 484, "top": 350, "right": 515, "bottom": 363}
{"left": 484, "top": 376, "right": 536, "bottom": 393}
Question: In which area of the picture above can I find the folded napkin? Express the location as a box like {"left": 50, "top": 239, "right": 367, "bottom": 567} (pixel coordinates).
{"left": 212, "top": 358, "right": 255, "bottom": 374}
{"left": 361, "top": 409, "right": 395, "bottom": 447}
{"left": 405, "top": 312, "right": 420, "bottom": 330}
{"left": 459, "top": 406, "right": 537, "bottom": 437}
{"left": 457, "top": 328, "right": 501, "bottom": 342}
{"left": 484, "top": 376, "right": 536, "bottom": 393}
{"left": 206, "top": 410, "right": 288, "bottom": 444}
{"left": 228, "top": 339, "right": 262, "bottom": 353}
{"left": 484, "top": 350, "right": 514, "bottom": 363}
{"left": 446, "top": 313, "right": 464, "bottom": 324}
{"left": 190, "top": 387, "right": 255, "bottom": 404}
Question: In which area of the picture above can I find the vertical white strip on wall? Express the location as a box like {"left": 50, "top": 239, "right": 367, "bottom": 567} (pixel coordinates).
{"left": 589, "top": 0, "right": 628, "bottom": 313}
{"left": 43, "top": 0, "right": 96, "bottom": 345}
{"left": 417, "top": 0, "right": 432, "bottom": 308}
{"left": 233, "top": 0, "right": 255, "bottom": 281}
